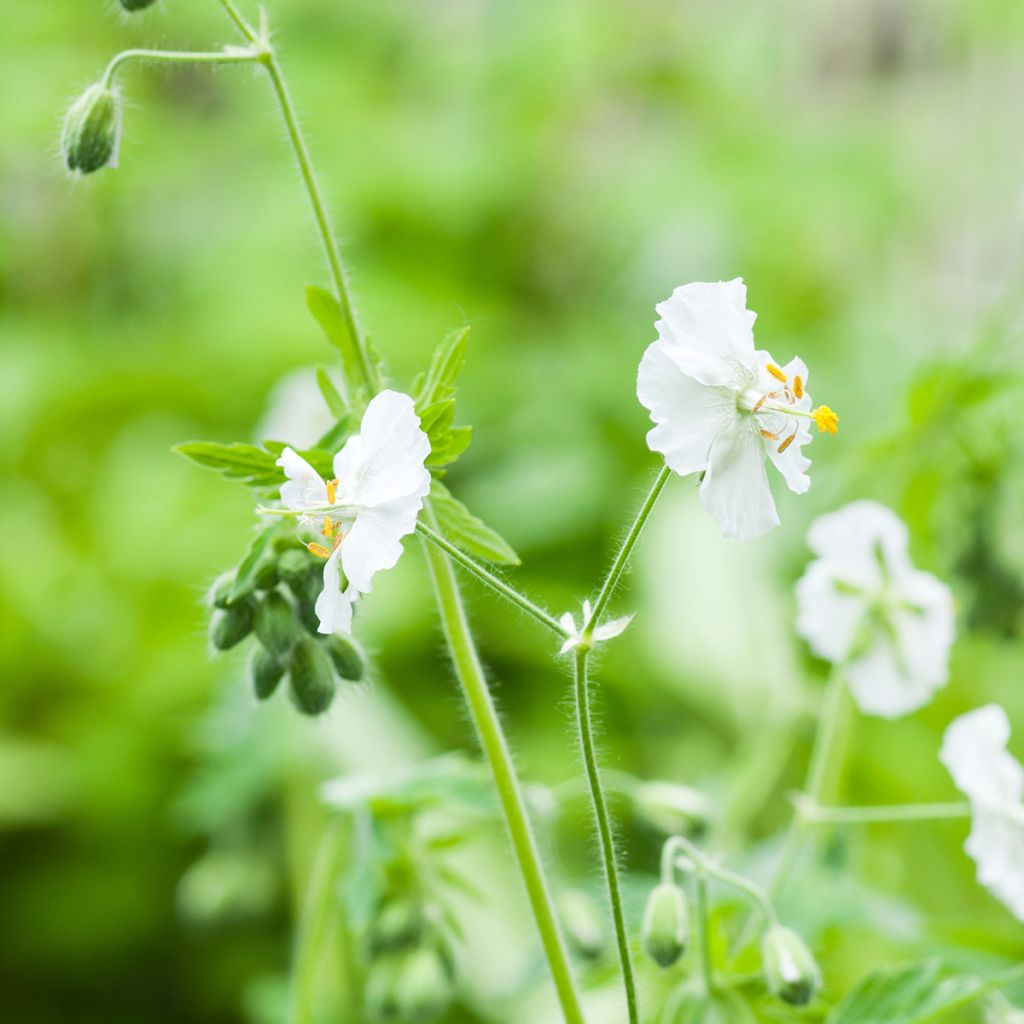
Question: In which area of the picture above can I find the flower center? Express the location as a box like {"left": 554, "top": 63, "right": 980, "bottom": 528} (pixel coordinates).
{"left": 737, "top": 362, "right": 838, "bottom": 456}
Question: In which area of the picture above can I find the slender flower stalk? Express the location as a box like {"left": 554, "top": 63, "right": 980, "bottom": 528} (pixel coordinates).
{"left": 101, "top": 47, "right": 261, "bottom": 86}
{"left": 794, "top": 799, "right": 972, "bottom": 826}
{"left": 574, "top": 647, "right": 638, "bottom": 1024}
{"left": 694, "top": 876, "right": 715, "bottom": 997}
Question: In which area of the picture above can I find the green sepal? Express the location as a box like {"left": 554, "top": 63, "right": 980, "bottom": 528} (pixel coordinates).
{"left": 429, "top": 480, "right": 520, "bottom": 566}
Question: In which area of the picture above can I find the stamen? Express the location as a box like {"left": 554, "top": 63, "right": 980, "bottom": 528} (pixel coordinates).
{"left": 792, "top": 375, "right": 804, "bottom": 399}
{"left": 760, "top": 428, "right": 780, "bottom": 441}
{"left": 753, "top": 394, "right": 768, "bottom": 413}
{"left": 307, "top": 542, "right": 332, "bottom": 560}
{"left": 812, "top": 405, "right": 839, "bottom": 434}
{"left": 777, "top": 431, "right": 797, "bottom": 454}
{"left": 326, "top": 479, "right": 338, "bottom": 504}
{"left": 323, "top": 519, "right": 335, "bottom": 538}
{"left": 332, "top": 533, "right": 343, "bottom": 551}
{"left": 766, "top": 363, "right": 787, "bottom": 383}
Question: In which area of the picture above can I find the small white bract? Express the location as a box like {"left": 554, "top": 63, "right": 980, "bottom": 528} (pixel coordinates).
{"left": 940, "top": 705, "right": 1024, "bottom": 921}
{"left": 795, "top": 501, "right": 955, "bottom": 718}
{"left": 276, "top": 390, "right": 431, "bottom": 634}
{"left": 636, "top": 279, "right": 837, "bottom": 540}
{"left": 560, "top": 600, "right": 633, "bottom": 654}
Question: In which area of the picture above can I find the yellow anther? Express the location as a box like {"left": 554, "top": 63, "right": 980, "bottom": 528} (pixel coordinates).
{"left": 792, "top": 375, "right": 804, "bottom": 399}
{"left": 326, "top": 479, "right": 338, "bottom": 504}
{"left": 752, "top": 394, "right": 768, "bottom": 414}
{"left": 766, "top": 363, "right": 787, "bottom": 383}
{"left": 813, "top": 405, "right": 838, "bottom": 433}
{"left": 777, "top": 430, "right": 797, "bottom": 454}
{"left": 760, "top": 428, "right": 780, "bottom": 441}
{"left": 323, "top": 518, "right": 335, "bottom": 538}
{"left": 307, "top": 542, "right": 332, "bottom": 560}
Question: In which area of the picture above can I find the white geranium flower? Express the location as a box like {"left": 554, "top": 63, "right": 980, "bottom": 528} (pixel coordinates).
{"left": 559, "top": 600, "right": 633, "bottom": 654}
{"left": 795, "top": 501, "right": 955, "bottom": 718}
{"left": 637, "top": 279, "right": 837, "bottom": 540}
{"left": 940, "top": 705, "right": 1024, "bottom": 921}
{"left": 275, "top": 389, "right": 431, "bottom": 634}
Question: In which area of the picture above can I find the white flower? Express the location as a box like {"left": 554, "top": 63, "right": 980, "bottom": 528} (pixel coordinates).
{"left": 636, "top": 279, "right": 837, "bottom": 540}
{"left": 559, "top": 600, "right": 633, "bottom": 654}
{"left": 940, "top": 705, "right": 1024, "bottom": 921}
{"left": 795, "top": 501, "right": 955, "bottom": 718}
{"left": 276, "top": 390, "right": 431, "bottom": 634}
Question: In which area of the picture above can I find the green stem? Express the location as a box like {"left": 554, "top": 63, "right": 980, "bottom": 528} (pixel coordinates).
{"left": 416, "top": 522, "right": 567, "bottom": 638}
{"left": 585, "top": 465, "right": 671, "bottom": 632}
{"left": 795, "top": 799, "right": 972, "bottom": 826}
{"left": 768, "top": 664, "right": 849, "bottom": 900}
{"left": 102, "top": 47, "right": 260, "bottom": 86}
{"left": 289, "top": 820, "right": 344, "bottom": 1024}
{"left": 574, "top": 647, "right": 638, "bottom": 1024}
{"left": 217, "top": 0, "right": 257, "bottom": 40}
{"left": 694, "top": 874, "right": 715, "bottom": 997}
{"left": 422, "top": 508, "right": 586, "bottom": 1024}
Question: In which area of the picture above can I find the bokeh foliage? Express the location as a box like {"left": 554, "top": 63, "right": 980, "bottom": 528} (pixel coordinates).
{"left": 2, "top": 0, "right": 1023, "bottom": 1021}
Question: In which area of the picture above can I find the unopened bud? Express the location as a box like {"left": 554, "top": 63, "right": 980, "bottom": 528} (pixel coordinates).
{"left": 277, "top": 547, "right": 312, "bottom": 583}
{"left": 394, "top": 945, "right": 454, "bottom": 1022}
{"left": 634, "top": 781, "right": 713, "bottom": 837}
{"left": 254, "top": 591, "right": 298, "bottom": 659}
{"left": 642, "top": 883, "right": 689, "bottom": 968}
{"left": 288, "top": 636, "right": 336, "bottom": 715}
{"left": 62, "top": 83, "right": 121, "bottom": 175}
{"left": 761, "top": 925, "right": 821, "bottom": 1006}
{"left": 559, "top": 889, "right": 604, "bottom": 961}
{"left": 208, "top": 570, "right": 235, "bottom": 610}
{"left": 327, "top": 633, "right": 365, "bottom": 681}
{"left": 249, "top": 646, "right": 285, "bottom": 700}
{"left": 253, "top": 555, "right": 280, "bottom": 591}
{"left": 119, "top": 0, "right": 160, "bottom": 9}
{"left": 369, "top": 899, "right": 423, "bottom": 955}
{"left": 209, "top": 597, "right": 255, "bottom": 651}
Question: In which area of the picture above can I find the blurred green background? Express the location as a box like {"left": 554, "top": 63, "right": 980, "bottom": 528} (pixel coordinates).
{"left": 2, "top": 0, "right": 1024, "bottom": 1021}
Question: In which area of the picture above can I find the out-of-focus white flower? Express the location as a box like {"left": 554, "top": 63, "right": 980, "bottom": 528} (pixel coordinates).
{"left": 795, "top": 500, "right": 955, "bottom": 718}
{"left": 256, "top": 367, "right": 341, "bottom": 449}
{"left": 636, "top": 279, "right": 837, "bottom": 541}
{"left": 559, "top": 600, "right": 633, "bottom": 654}
{"left": 940, "top": 705, "right": 1024, "bottom": 921}
{"left": 276, "top": 390, "right": 431, "bottom": 634}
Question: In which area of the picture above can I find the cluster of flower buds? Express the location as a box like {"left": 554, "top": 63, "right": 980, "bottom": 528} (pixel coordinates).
{"left": 61, "top": 82, "right": 121, "bottom": 175}
{"left": 207, "top": 537, "right": 365, "bottom": 715}
{"left": 364, "top": 894, "right": 456, "bottom": 1022}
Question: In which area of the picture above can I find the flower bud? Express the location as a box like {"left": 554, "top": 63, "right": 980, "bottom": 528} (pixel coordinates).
{"left": 119, "top": 0, "right": 160, "bottom": 9}
{"left": 288, "top": 636, "right": 336, "bottom": 715}
{"left": 327, "top": 634, "right": 365, "bottom": 682}
{"left": 277, "top": 547, "right": 313, "bottom": 584}
{"left": 369, "top": 898, "right": 424, "bottom": 955}
{"left": 254, "top": 591, "right": 298, "bottom": 660}
{"left": 634, "top": 780, "right": 713, "bottom": 837}
{"left": 249, "top": 646, "right": 285, "bottom": 701}
{"left": 761, "top": 925, "right": 821, "bottom": 1006}
{"left": 62, "top": 83, "right": 121, "bottom": 175}
{"left": 641, "top": 882, "right": 689, "bottom": 968}
{"left": 209, "top": 597, "right": 255, "bottom": 651}
{"left": 253, "top": 556, "right": 280, "bottom": 591}
{"left": 394, "top": 946, "right": 453, "bottom": 1022}
{"left": 558, "top": 888, "right": 604, "bottom": 961}
{"left": 208, "top": 570, "right": 236, "bottom": 610}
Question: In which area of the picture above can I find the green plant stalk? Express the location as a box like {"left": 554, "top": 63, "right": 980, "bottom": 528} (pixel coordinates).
{"left": 574, "top": 647, "right": 638, "bottom": 1024}
{"left": 796, "top": 800, "right": 972, "bottom": 825}
{"left": 694, "top": 873, "right": 715, "bottom": 997}
{"left": 102, "top": 47, "right": 260, "bottom": 86}
{"left": 289, "top": 820, "right": 345, "bottom": 1024}
{"left": 424, "top": 520, "right": 586, "bottom": 1024}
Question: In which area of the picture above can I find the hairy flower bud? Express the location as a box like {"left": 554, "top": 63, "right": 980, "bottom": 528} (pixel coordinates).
{"left": 277, "top": 547, "right": 312, "bottom": 584}
{"left": 208, "top": 570, "right": 235, "bottom": 610}
{"left": 559, "top": 889, "right": 604, "bottom": 961}
{"left": 254, "top": 591, "right": 298, "bottom": 660}
{"left": 641, "top": 882, "right": 689, "bottom": 968}
{"left": 249, "top": 646, "right": 285, "bottom": 700}
{"left": 253, "top": 556, "right": 280, "bottom": 591}
{"left": 209, "top": 597, "right": 255, "bottom": 651}
{"left": 62, "top": 83, "right": 121, "bottom": 175}
{"left": 288, "top": 636, "right": 336, "bottom": 715}
{"left": 327, "top": 634, "right": 365, "bottom": 682}
{"left": 761, "top": 925, "right": 821, "bottom": 1006}
{"left": 119, "top": 0, "right": 160, "bottom": 9}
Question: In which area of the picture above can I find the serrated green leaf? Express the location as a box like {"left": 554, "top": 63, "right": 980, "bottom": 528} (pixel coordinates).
{"left": 417, "top": 325, "right": 470, "bottom": 407}
{"left": 173, "top": 441, "right": 282, "bottom": 488}
{"left": 259, "top": 441, "right": 334, "bottom": 481}
{"left": 430, "top": 480, "right": 519, "bottom": 565}
{"left": 827, "top": 960, "right": 987, "bottom": 1024}
{"left": 306, "top": 284, "right": 370, "bottom": 399}
{"left": 426, "top": 426, "right": 472, "bottom": 468}
{"left": 230, "top": 522, "right": 284, "bottom": 603}
{"left": 316, "top": 366, "right": 348, "bottom": 417}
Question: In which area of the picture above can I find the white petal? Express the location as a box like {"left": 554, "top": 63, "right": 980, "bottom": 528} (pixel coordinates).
{"left": 341, "top": 492, "right": 425, "bottom": 594}
{"left": 760, "top": 354, "right": 813, "bottom": 495}
{"left": 277, "top": 446, "right": 328, "bottom": 510}
{"left": 805, "top": 501, "right": 910, "bottom": 588}
{"left": 845, "top": 633, "right": 937, "bottom": 718}
{"left": 333, "top": 390, "right": 432, "bottom": 508}
{"left": 315, "top": 548, "right": 356, "bottom": 634}
{"left": 941, "top": 705, "right": 1024, "bottom": 806}
{"left": 699, "top": 420, "right": 779, "bottom": 540}
{"left": 965, "top": 807, "right": 1024, "bottom": 921}
{"left": 794, "top": 559, "right": 867, "bottom": 663}
{"left": 637, "top": 340, "right": 737, "bottom": 477}
{"left": 593, "top": 614, "right": 633, "bottom": 643}
{"left": 889, "top": 569, "right": 955, "bottom": 694}
{"left": 582, "top": 600, "right": 593, "bottom": 622}
{"left": 654, "top": 279, "right": 757, "bottom": 388}
{"left": 560, "top": 634, "right": 579, "bottom": 654}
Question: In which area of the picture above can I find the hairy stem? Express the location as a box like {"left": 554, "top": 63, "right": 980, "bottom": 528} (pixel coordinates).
{"left": 796, "top": 799, "right": 972, "bottom": 826}
{"left": 416, "top": 522, "right": 567, "bottom": 638}
{"left": 102, "top": 47, "right": 260, "bottom": 86}
{"left": 424, "top": 516, "right": 586, "bottom": 1024}
{"left": 574, "top": 648, "right": 638, "bottom": 1024}
{"left": 694, "top": 873, "right": 715, "bottom": 997}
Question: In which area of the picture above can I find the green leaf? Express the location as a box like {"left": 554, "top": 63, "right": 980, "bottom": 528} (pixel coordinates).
{"left": 316, "top": 366, "right": 348, "bottom": 417}
{"left": 417, "top": 325, "right": 470, "bottom": 407}
{"left": 230, "top": 522, "right": 284, "bottom": 603}
{"left": 827, "top": 960, "right": 987, "bottom": 1024}
{"left": 306, "top": 284, "right": 369, "bottom": 399}
{"left": 173, "top": 441, "right": 282, "bottom": 488}
{"left": 427, "top": 426, "right": 472, "bottom": 468}
{"left": 429, "top": 480, "right": 520, "bottom": 565}
{"left": 259, "top": 441, "right": 334, "bottom": 481}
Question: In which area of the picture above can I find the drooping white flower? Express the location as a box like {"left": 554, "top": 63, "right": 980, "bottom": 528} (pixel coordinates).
{"left": 795, "top": 501, "right": 955, "bottom": 718}
{"left": 637, "top": 279, "right": 837, "bottom": 540}
{"left": 559, "top": 600, "right": 633, "bottom": 654}
{"left": 276, "top": 390, "right": 431, "bottom": 634}
{"left": 940, "top": 705, "right": 1024, "bottom": 921}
